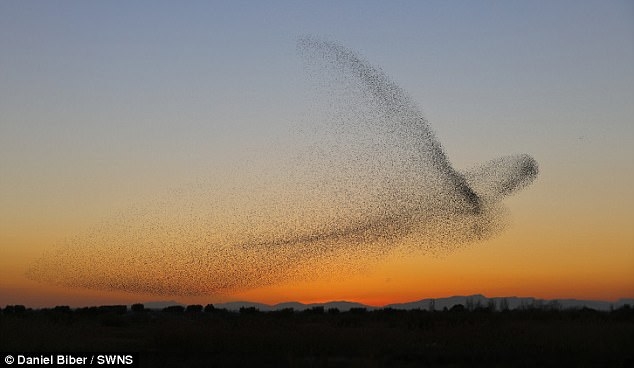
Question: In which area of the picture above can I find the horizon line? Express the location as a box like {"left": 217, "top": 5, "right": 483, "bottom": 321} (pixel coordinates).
{"left": 4, "top": 293, "right": 633, "bottom": 310}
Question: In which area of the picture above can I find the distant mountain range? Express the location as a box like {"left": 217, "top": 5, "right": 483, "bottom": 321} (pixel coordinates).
{"left": 141, "top": 295, "right": 634, "bottom": 312}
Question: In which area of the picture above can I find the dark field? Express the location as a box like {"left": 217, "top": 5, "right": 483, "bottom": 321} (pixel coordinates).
{"left": 1, "top": 304, "right": 633, "bottom": 367}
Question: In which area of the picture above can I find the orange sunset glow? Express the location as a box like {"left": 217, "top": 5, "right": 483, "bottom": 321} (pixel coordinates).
{"left": 1, "top": 1, "right": 633, "bottom": 310}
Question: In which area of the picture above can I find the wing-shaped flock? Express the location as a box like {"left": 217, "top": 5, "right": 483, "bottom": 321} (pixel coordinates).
{"left": 28, "top": 38, "right": 538, "bottom": 296}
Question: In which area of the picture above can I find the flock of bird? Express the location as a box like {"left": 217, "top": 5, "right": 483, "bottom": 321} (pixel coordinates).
{"left": 28, "top": 37, "right": 538, "bottom": 296}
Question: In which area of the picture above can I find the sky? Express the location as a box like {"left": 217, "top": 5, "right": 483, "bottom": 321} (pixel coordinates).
{"left": 1, "top": 0, "right": 633, "bottom": 308}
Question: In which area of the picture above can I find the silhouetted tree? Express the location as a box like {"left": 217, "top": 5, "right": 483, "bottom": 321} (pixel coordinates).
{"left": 186, "top": 304, "right": 203, "bottom": 313}
{"left": 162, "top": 305, "right": 185, "bottom": 314}
{"left": 131, "top": 303, "right": 145, "bottom": 313}
{"left": 76, "top": 306, "right": 98, "bottom": 315}
{"left": 14, "top": 305, "right": 26, "bottom": 313}
{"left": 4, "top": 305, "right": 26, "bottom": 314}
{"left": 239, "top": 306, "right": 259, "bottom": 314}
{"left": 98, "top": 305, "right": 127, "bottom": 314}
{"left": 3, "top": 305, "right": 15, "bottom": 314}
{"left": 306, "top": 306, "right": 324, "bottom": 314}
{"left": 53, "top": 305, "right": 72, "bottom": 314}
{"left": 204, "top": 304, "right": 215, "bottom": 313}
{"left": 272, "top": 308, "right": 294, "bottom": 318}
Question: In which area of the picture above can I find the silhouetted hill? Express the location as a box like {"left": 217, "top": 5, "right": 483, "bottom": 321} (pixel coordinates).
{"left": 321, "top": 301, "right": 369, "bottom": 311}
{"left": 162, "top": 295, "right": 633, "bottom": 312}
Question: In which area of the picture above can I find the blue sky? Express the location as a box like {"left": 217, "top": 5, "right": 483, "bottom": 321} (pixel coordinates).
{"left": 2, "top": 1, "right": 632, "bottom": 166}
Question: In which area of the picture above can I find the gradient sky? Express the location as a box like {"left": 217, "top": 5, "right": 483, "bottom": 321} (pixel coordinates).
{"left": 1, "top": 0, "right": 633, "bottom": 307}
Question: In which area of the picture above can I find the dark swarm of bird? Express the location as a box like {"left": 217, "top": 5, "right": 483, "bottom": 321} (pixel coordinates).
{"left": 28, "top": 38, "right": 538, "bottom": 296}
